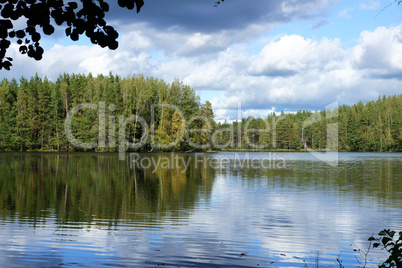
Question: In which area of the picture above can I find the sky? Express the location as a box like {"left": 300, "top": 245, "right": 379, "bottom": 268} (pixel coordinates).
{"left": 2, "top": 0, "right": 402, "bottom": 121}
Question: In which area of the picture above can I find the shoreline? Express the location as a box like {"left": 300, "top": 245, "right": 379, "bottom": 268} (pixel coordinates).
{"left": 0, "top": 149, "right": 400, "bottom": 154}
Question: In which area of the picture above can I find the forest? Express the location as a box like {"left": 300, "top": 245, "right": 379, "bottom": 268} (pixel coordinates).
{"left": 0, "top": 73, "right": 401, "bottom": 152}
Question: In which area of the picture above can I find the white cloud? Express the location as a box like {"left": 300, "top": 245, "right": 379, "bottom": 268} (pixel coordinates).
{"left": 339, "top": 8, "right": 353, "bottom": 18}
{"left": 360, "top": 1, "right": 380, "bottom": 10}
{"left": 205, "top": 25, "right": 402, "bottom": 117}
{"left": 178, "top": 33, "right": 217, "bottom": 56}
{"left": 280, "top": 0, "right": 335, "bottom": 18}
{"left": 119, "top": 30, "right": 153, "bottom": 52}
{"left": 249, "top": 35, "right": 344, "bottom": 76}
{"left": 2, "top": 5, "right": 402, "bottom": 120}
{"left": 352, "top": 26, "right": 402, "bottom": 77}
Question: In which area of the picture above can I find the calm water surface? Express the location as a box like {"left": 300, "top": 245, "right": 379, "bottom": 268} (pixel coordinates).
{"left": 0, "top": 152, "right": 401, "bottom": 267}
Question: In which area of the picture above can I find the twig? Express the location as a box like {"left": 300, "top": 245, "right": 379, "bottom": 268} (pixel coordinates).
{"left": 352, "top": 240, "right": 372, "bottom": 268}
{"left": 375, "top": 0, "right": 400, "bottom": 18}
{"left": 314, "top": 251, "right": 320, "bottom": 268}
{"left": 336, "top": 252, "right": 345, "bottom": 268}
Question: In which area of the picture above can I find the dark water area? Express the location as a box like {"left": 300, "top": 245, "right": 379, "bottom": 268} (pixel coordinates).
{"left": 0, "top": 152, "right": 401, "bottom": 267}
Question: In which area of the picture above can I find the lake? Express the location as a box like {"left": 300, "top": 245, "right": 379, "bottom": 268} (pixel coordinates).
{"left": 0, "top": 152, "right": 401, "bottom": 267}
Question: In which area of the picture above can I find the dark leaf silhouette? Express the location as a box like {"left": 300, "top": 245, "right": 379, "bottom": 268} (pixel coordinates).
{"left": 370, "top": 229, "right": 402, "bottom": 267}
{"left": 0, "top": 0, "right": 145, "bottom": 70}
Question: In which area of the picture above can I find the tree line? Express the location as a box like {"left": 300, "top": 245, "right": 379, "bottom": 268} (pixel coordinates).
{"left": 217, "top": 94, "right": 401, "bottom": 152}
{"left": 0, "top": 73, "right": 400, "bottom": 152}
{"left": 0, "top": 73, "right": 213, "bottom": 152}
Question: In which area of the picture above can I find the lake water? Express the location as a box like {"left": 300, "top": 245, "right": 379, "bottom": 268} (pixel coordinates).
{"left": 0, "top": 152, "right": 401, "bottom": 267}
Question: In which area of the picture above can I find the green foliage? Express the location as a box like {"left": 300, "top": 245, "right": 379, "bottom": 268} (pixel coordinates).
{"left": 369, "top": 229, "right": 402, "bottom": 267}
{"left": 214, "top": 95, "right": 402, "bottom": 152}
{"left": 0, "top": 73, "right": 212, "bottom": 152}
{"left": 0, "top": 73, "right": 401, "bottom": 152}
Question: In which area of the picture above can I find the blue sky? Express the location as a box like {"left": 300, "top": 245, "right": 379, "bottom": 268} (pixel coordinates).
{"left": 2, "top": 0, "right": 402, "bottom": 120}
{"left": 269, "top": 0, "right": 402, "bottom": 47}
